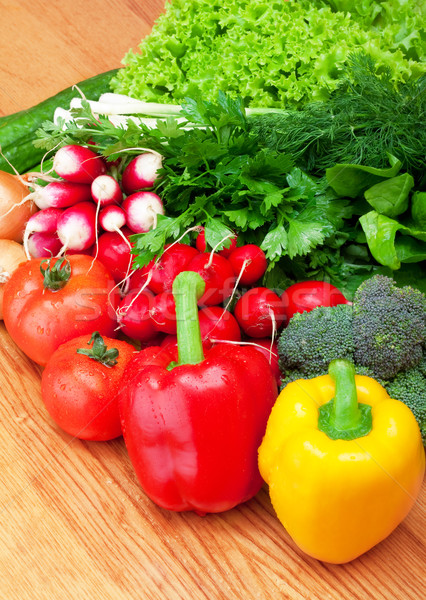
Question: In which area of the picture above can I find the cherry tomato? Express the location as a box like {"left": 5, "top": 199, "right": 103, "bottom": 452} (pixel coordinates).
{"left": 3, "top": 255, "right": 119, "bottom": 366}
{"left": 281, "top": 280, "right": 349, "bottom": 322}
{"left": 41, "top": 332, "right": 136, "bottom": 441}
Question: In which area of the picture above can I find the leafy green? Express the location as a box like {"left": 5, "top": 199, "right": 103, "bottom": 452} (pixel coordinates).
{"left": 111, "top": 0, "right": 425, "bottom": 110}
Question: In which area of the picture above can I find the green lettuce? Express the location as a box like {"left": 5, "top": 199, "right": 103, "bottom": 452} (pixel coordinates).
{"left": 111, "top": 0, "right": 425, "bottom": 109}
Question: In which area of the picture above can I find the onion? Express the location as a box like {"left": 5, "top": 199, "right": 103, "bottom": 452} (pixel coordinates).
{"left": 0, "top": 239, "right": 27, "bottom": 319}
{"left": 0, "top": 171, "right": 37, "bottom": 242}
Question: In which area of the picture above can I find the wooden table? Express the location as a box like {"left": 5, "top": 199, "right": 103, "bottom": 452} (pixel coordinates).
{"left": 0, "top": 2, "right": 424, "bottom": 598}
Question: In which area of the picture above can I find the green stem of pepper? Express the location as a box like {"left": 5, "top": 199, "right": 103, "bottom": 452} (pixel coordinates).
{"left": 318, "top": 359, "right": 373, "bottom": 441}
{"left": 172, "top": 270, "right": 206, "bottom": 366}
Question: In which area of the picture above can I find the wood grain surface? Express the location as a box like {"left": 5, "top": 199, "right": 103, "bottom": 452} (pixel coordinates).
{"left": 0, "top": 2, "right": 425, "bottom": 599}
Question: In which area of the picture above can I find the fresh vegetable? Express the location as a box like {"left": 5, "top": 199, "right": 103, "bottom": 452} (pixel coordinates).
{"left": 277, "top": 275, "right": 426, "bottom": 440}
{"left": 27, "top": 232, "right": 62, "bottom": 259}
{"left": 140, "top": 243, "right": 199, "bottom": 294}
{"left": 258, "top": 359, "right": 425, "bottom": 563}
{"left": 0, "top": 171, "right": 37, "bottom": 242}
{"left": 29, "top": 180, "right": 92, "bottom": 210}
{"left": 41, "top": 332, "right": 135, "bottom": 441}
{"left": 98, "top": 204, "right": 126, "bottom": 232}
{"left": 186, "top": 252, "right": 235, "bottom": 306}
{"left": 117, "top": 288, "right": 157, "bottom": 342}
{"left": 0, "top": 240, "right": 26, "bottom": 319}
{"left": 122, "top": 191, "right": 164, "bottom": 233}
{"left": 234, "top": 287, "right": 286, "bottom": 338}
{"left": 118, "top": 270, "right": 278, "bottom": 514}
{"left": 91, "top": 174, "right": 123, "bottom": 206}
{"left": 56, "top": 201, "right": 97, "bottom": 252}
{"left": 150, "top": 291, "right": 177, "bottom": 334}
{"left": 95, "top": 228, "right": 133, "bottom": 284}
{"left": 0, "top": 70, "right": 117, "bottom": 175}
{"left": 111, "top": 1, "right": 424, "bottom": 109}
{"left": 121, "top": 152, "right": 163, "bottom": 194}
{"left": 198, "top": 306, "right": 241, "bottom": 349}
{"left": 36, "top": 87, "right": 425, "bottom": 296}
{"left": 3, "top": 255, "right": 118, "bottom": 366}
{"left": 385, "top": 356, "right": 426, "bottom": 446}
{"left": 352, "top": 275, "right": 426, "bottom": 379}
{"left": 53, "top": 144, "right": 106, "bottom": 184}
{"left": 249, "top": 53, "right": 426, "bottom": 182}
{"left": 281, "top": 280, "right": 349, "bottom": 323}
{"left": 228, "top": 244, "right": 267, "bottom": 287}
{"left": 23, "top": 207, "right": 63, "bottom": 258}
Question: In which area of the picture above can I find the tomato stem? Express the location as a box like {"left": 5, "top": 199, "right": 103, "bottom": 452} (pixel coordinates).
{"left": 40, "top": 256, "right": 71, "bottom": 291}
{"left": 76, "top": 331, "right": 119, "bottom": 367}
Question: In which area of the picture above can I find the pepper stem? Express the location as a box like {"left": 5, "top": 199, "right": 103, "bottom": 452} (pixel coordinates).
{"left": 318, "top": 359, "right": 373, "bottom": 441}
{"left": 172, "top": 271, "right": 206, "bottom": 366}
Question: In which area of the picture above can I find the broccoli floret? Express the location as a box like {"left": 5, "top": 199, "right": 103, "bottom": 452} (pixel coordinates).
{"left": 277, "top": 303, "right": 354, "bottom": 380}
{"left": 385, "top": 355, "right": 426, "bottom": 445}
{"left": 352, "top": 275, "right": 426, "bottom": 380}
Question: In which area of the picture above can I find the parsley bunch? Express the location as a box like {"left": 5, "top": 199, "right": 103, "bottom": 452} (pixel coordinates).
{"left": 36, "top": 93, "right": 352, "bottom": 271}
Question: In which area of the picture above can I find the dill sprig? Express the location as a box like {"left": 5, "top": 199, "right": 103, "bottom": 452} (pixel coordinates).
{"left": 248, "top": 53, "right": 426, "bottom": 184}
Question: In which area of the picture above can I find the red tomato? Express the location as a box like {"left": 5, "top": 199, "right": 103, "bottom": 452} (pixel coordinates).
{"left": 41, "top": 332, "right": 136, "bottom": 440}
{"left": 281, "top": 280, "right": 349, "bottom": 322}
{"left": 3, "top": 255, "right": 119, "bottom": 366}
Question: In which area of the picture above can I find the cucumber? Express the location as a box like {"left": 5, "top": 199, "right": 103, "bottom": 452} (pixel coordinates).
{"left": 0, "top": 69, "right": 118, "bottom": 174}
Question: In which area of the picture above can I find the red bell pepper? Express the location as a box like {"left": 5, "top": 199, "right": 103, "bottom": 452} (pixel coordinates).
{"left": 119, "top": 270, "right": 278, "bottom": 514}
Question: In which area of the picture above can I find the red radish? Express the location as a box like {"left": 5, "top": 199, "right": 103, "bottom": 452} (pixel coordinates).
{"left": 91, "top": 174, "right": 123, "bottom": 207}
{"left": 117, "top": 288, "right": 157, "bottom": 342}
{"left": 281, "top": 280, "right": 349, "bottom": 322}
{"left": 99, "top": 205, "right": 126, "bottom": 232}
{"left": 27, "top": 232, "right": 62, "bottom": 258}
{"left": 150, "top": 291, "right": 177, "bottom": 334}
{"left": 234, "top": 287, "right": 286, "bottom": 338}
{"left": 31, "top": 180, "right": 92, "bottom": 210}
{"left": 122, "top": 191, "right": 164, "bottom": 234}
{"left": 186, "top": 252, "right": 236, "bottom": 306}
{"left": 160, "top": 334, "right": 179, "bottom": 361}
{"left": 198, "top": 306, "right": 241, "bottom": 349}
{"left": 57, "top": 201, "right": 97, "bottom": 252}
{"left": 229, "top": 244, "right": 267, "bottom": 286}
{"left": 121, "top": 152, "right": 163, "bottom": 194}
{"left": 22, "top": 207, "right": 62, "bottom": 255}
{"left": 95, "top": 228, "right": 133, "bottom": 284}
{"left": 140, "top": 243, "right": 199, "bottom": 294}
{"left": 250, "top": 338, "right": 281, "bottom": 386}
{"left": 53, "top": 144, "right": 106, "bottom": 184}
{"left": 196, "top": 227, "right": 238, "bottom": 257}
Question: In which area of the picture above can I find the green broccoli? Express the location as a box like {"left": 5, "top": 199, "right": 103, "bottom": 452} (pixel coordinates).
{"left": 352, "top": 275, "right": 426, "bottom": 380}
{"left": 277, "top": 303, "right": 355, "bottom": 381}
{"left": 385, "top": 355, "right": 426, "bottom": 445}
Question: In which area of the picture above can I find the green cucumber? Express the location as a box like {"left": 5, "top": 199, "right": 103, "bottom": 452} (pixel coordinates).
{"left": 0, "top": 69, "right": 118, "bottom": 174}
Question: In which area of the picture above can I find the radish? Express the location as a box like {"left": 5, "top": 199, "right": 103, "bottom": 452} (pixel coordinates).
{"left": 91, "top": 174, "right": 123, "bottom": 207}
{"left": 57, "top": 201, "right": 97, "bottom": 252}
{"left": 234, "top": 287, "right": 286, "bottom": 338}
{"left": 122, "top": 191, "right": 164, "bottom": 233}
{"left": 121, "top": 152, "right": 163, "bottom": 194}
{"left": 228, "top": 244, "right": 267, "bottom": 287}
{"left": 30, "top": 180, "right": 93, "bottom": 210}
{"left": 198, "top": 306, "right": 241, "bottom": 349}
{"left": 281, "top": 280, "right": 349, "bottom": 322}
{"left": 95, "top": 228, "right": 133, "bottom": 284}
{"left": 117, "top": 288, "right": 157, "bottom": 342}
{"left": 23, "top": 207, "right": 63, "bottom": 258}
{"left": 140, "top": 243, "right": 199, "bottom": 294}
{"left": 186, "top": 252, "right": 236, "bottom": 306}
{"left": 27, "top": 232, "right": 62, "bottom": 258}
{"left": 150, "top": 291, "right": 177, "bottom": 334}
{"left": 196, "top": 227, "right": 238, "bottom": 257}
{"left": 53, "top": 144, "right": 106, "bottom": 184}
{"left": 99, "top": 205, "right": 126, "bottom": 232}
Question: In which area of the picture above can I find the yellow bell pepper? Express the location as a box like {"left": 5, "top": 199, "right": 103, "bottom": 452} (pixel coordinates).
{"left": 258, "top": 359, "right": 425, "bottom": 564}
